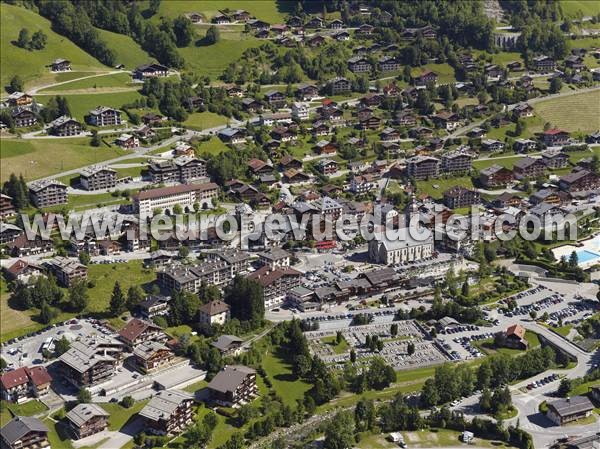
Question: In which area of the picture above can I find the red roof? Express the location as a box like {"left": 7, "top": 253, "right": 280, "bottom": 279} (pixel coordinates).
{"left": 543, "top": 128, "right": 568, "bottom": 135}
{"left": 0, "top": 367, "right": 29, "bottom": 390}
{"left": 248, "top": 266, "right": 301, "bottom": 287}
{"left": 506, "top": 324, "right": 525, "bottom": 339}
{"left": 322, "top": 99, "right": 334, "bottom": 106}
{"left": 24, "top": 366, "right": 52, "bottom": 387}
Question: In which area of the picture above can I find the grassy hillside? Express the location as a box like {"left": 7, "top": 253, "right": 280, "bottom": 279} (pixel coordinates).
{"left": 560, "top": 0, "right": 600, "bottom": 18}
{"left": 533, "top": 89, "right": 600, "bottom": 134}
{"left": 156, "top": 0, "right": 293, "bottom": 23}
{"left": 0, "top": 4, "right": 107, "bottom": 91}
{"left": 0, "top": 138, "right": 126, "bottom": 182}
{"left": 95, "top": 27, "right": 153, "bottom": 69}
{"left": 36, "top": 90, "right": 143, "bottom": 121}
{"left": 38, "top": 72, "right": 137, "bottom": 93}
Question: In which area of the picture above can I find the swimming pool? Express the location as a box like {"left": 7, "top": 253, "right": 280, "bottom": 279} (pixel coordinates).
{"left": 575, "top": 249, "right": 600, "bottom": 264}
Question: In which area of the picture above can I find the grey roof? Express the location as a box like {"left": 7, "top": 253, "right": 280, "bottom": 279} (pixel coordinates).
{"left": 372, "top": 229, "right": 433, "bottom": 251}
{"left": 218, "top": 127, "right": 245, "bottom": 138}
{"left": 288, "top": 285, "right": 314, "bottom": 297}
{"left": 211, "top": 335, "right": 244, "bottom": 352}
{"left": 66, "top": 403, "right": 109, "bottom": 427}
{"left": 79, "top": 165, "right": 116, "bottom": 177}
{"left": 139, "top": 389, "right": 194, "bottom": 421}
{"left": 133, "top": 340, "right": 171, "bottom": 361}
{"left": 547, "top": 395, "right": 594, "bottom": 417}
{"left": 0, "top": 223, "right": 22, "bottom": 233}
{"left": 0, "top": 416, "right": 48, "bottom": 444}
{"left": 59, "top": 335, "right": 122, "bottom": 373}
{"left": 258, "top": 247, "right": 291, "bottom": 261}
{"left": 49, "top": 115, "right": 80, "bottom": 128}
{"left": 89, "top": 106, "right": 119, "bottom": 116}
{"left": 207, "top": 365, "right": 255, "bottom": 394}
{"left": 28, "top": 179, "right": 67, "bottom": 192}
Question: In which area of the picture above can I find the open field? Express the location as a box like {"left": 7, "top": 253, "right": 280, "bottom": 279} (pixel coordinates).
{"left": 36, "top": 90, "right": 144, "bottom": 122}
{"left": 39, "top": 72, "right": 137, "bottom": 93}
{"left": 261, "top": 347, "right": 312, "bottom": 407}
{"left": 416, "top": 176, "right": 474, "bottom": 199}
{"left": 0, "top": 4, "right": 107, "bottom": 90}
{"left": 101, "top": 400, "right": 148, "bottom": 431}
{"left": 473, "top": 155, "right": 525, "bottom": 171}
{"left": 412, "top": 63, "right": 456, "bottom": 84}
{"left": 183, "top": 111, "right": 230, "bottom": 130}
{"left": 560, "top": 0, "right": 600, "bottom": 18}
{"left": 0, "top": 280, "right": 38, "bottom": 343}
{"left": 156, "top": 0, "right": 293, "bottom": 23}
{"left": 0, "top": 138, "right": 126, "bottom": 182}
{"left": 196, "top": 136, "right": 230, "bottom": 156}
{"left": 95, "top": 27, "right": 152, "bottom": 70}
{"left": 178, "top": 36, "right": 263, "bottom": 79}
{"left": 64, "top": 192, "right": 130, "bottom": 211}
{"left": 533, "top": 90, "right": 600, "bottom": 134}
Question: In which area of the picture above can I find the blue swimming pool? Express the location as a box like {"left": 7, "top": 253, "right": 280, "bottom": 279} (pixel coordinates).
{"left": 576, "top": 250, "right": 600, "bottom": 264}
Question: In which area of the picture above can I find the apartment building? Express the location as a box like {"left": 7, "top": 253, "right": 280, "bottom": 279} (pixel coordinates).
{"left": 513, "top": 157, "right": 546, "bottom": 179}
{"left": 132, "top": 341, "right": 174, "bottom": 373}
{"left": 133, "top": 182, "right": 219, "bottom": 219}
{"left": 0, "top": 367, "right": 52, "bottom": 403}
{"left": 207, "top": 365, "right": 258, "bottom": 407}
{"left": 405, "top": 156, "right": 440, "bottom": 180}
{"left": 87, "top": 107, "right": 122, "bottom": 127}
{"left": 257, "top": 248, "right": 291, "bottom": 269}
{"left": 443, "top": 186, "right": 481, "bottom": 209}
{"left": 43, "top": 257, "right": 87, "bottom": 287}
{"left": 248, "top": 266, "right": 302, "bottom": 309}
{"left": 0, "top": 194, "right": 15, "bottom": 219}
{"left": 28, "top": 179, "right": 68, "bottom": 208}
{"left": 139, "top": 389, "right": 194, "bottom": 435}
{"left": 79, "top": 166, "right": 117, "bottom": 191}
{"left": 65, "top": 404, "right": 109, "bottom": 439}
{"left": 441, "top": 151, "right": 473, "bottom": 175}
{"left": 198, "top": 300, "right": 231, "bottom": 326}
{"left": 157, "top": 261, "right": 234, "bottom": 292}
{"left": 48, "top": 116, "right": 82, "bottom": 136}
{"left": 11, "top": 108, "right": 37, "bottom": 128}
{"left": 118, "top": 318, "right": 167, "bottom": 350}
{"left": 0, "top": 416, "right": 49, "bottom": 449}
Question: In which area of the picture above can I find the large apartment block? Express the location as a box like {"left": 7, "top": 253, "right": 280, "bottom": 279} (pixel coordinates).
{"left": 134, "top": 182, "right": 219, "bottom": 219}
{"left": 139, "top": 390, "right": 195, "bottom": 435}
{"left": 441, "top": 151, "right": 473, "bottom": 175}
{"left": 28, "top": 179, "right": 68, "bottom": 208}
{"left": 48, "top": 116, "right": 83, "bottom": 136}
{"left": 248, "top": 266, "right": 302, "bottom": 309}
{"left": 405, "top": 156, "right": 440, "bottom": 180}
{"left": 87, "top": 107, "right": 122, "bottom": 127}
{"left": 157, "top": 261, "right": 235, "bottom": 292}
{"left": 148, "top": 157, "right": 207, "bottom": 184}
{"left": 79, "top": 166, "right": 117, "bottom": 191}
{"left": 43, "top": 257, "right": 87, "bottom": 287}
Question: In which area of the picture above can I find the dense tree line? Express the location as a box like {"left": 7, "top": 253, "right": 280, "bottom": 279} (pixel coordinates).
{"left": 2, "top": 173, "right": 29, "bottom": 211}
{"left": 36, "top": 0, "right": 116, "bottom": 66}
{"left": 16, "top": 27, "right": 47, "bottom": 50}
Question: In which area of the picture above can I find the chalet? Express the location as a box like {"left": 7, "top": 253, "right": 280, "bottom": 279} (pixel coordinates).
{"left": 359, "top": 93, "right": 382, "bottom": 108}
{"left": 327, "top": 77, "right": 351, "bottom": 94}
{"left": 291, "top": 102, "right": 309, "bottom": 121}
{"left": 79, "top": 165, "right": 117, "bottom": 191}
{"left": 43, "top": 257, "right": 87, "bottom": 287}
{"left": 547, "top": 396, "right": 594, "bottom": 426}
{"left": 198, "top": 300, "right": 230, "bottom": 326}
{"left": 565, "top": 55, "right": 585, "bottom": 71}
{"left": 255, "top": 29, "right": 269, "bottom": 39}
{"left": 358, "top": 24, "right": 374, "bottom": 35}
{"left": 133, "top": 341, "right": 174, "bottom": 373}
{"left": 224, "top": 85, "right": 244, "bottom": 97}
{"left": 188, "top": 12, "right": 203, "bottom": 23}
{"left": 0, "top": 366, "right": 52, "bottom": 403}
{"left": 380, "top": 127, "right": 400, "bottom": 142}
{"left": 333, "top": 31, "right": 350, "bottom": 41}
{"left": 279, "top": 155, "right": 302, "bottom": 170}
{"left": 247, "top": 158, "right": 273, "bottom": 175}
{"left": 0, "top": 416, "right": 49, "bottom": 449}
{"left": 212, "top": 12, "right": 230, "bottom": 24}
{"left": 406, "top": 156, "right": 440, "bottom": 180}
{"left": 48, "top": 116, "right": 82, "bottom": 136}
{"left": 530, "top": 189, "right": 567, "bottom": 206}
{"left": 348, "top": 56, "right": 372, "bottom": 73}
{"left": 514, "top": 138, "right": 537, "bottom": 153}
{"left": 211, "top": 335, "right": 244, "bottom": 356}
{"left": 305, "top": 34, "right": 325, "bottom": 47}
{"left": 409, "top": 126, "right": 434, "bottom": 139}
{"left": 559, "top": 170, "right": 600, "bottom": 192}
{"left": 133, "top": 63, "right": 168, "bottom": 80}
{"left": 413, "top": 70, "right": 438, "bottom": 87}
{"left": 142, "top": 112, "right": 164, "bottom": 126}
{"left": 500, "top": 324, "right": 527, "bottom": 350}
{"left": 379, "top": 56, "right": 401, "bottom": 72}
{"left": 271, "top": 126, "right": 297, "bottom": 142}
{"left": 137, "top": 295, "right": 171, "bottom": 320}
{"left": 433, "top": 111, "right": 460, "bottom": 131}
{"left": 306, "top": 16, "right": 324, "bottom": 28}
{"left": 532, "top": 55, "right": 556, "bottom": 73}
{"left": 485, "top": 64, "right": 504, "bottom": 80}
{"left": 349, "top": 174, "right": 376, "bottom": 195}
{"left": 541, "top": 128, "right": 570, "bottom": 146}
{"left": 6, "top": 234, "right": 53, "bottom": 257}
{"left": 311, "top": 120, "right": 331, "bottom": 137}
{"left": 241, "top": 98, "right": 262, "bottom": 113}
{"left": 50, "top": 59, "right": 71, "bottom": 71}
{"left": 507, "top": 61, "right": 522, "bottom": 71}
{"left": 358, "top": 115, "right": 382, "bottom": 130}
{"left": 87, "top": 106, "right": 122, "bottom": 127}
{"left": 249, "top": 20, "right": 271, "bottom": 32}
{"left": 541, "top": 149, "right": 569, "bottom": 169}
{"left": 115, "top": 133, "right": 139, "bottom": 149}
{"left": 260, "top": 112, "right": 292, "bottom": 127}
{"left": 401, "top": 25, "right": 437, "bottom": 40}
{"left": 443, "top": 186, "right": 480, "bottom": 209}
{"left": 394, "top": 111, "right": 417, "bottom": 127}
{"left": 296, "top": 84, "right": 319, "bottom": 101}
{"left": 287, "top": 15, "right": 303, "bottom": 27}
{"left": 118, "top": 318, "right": 167, "bottom": 350}
{"left": 479, "top": 164, "right": 514, "bottom": 187}
{"left": 7, "top": 92, "right": 32, "bottom": 107}
{"left": 140, "top": 390, "right": 194, "bottom": 435}
{"left": 207, "top": 365, "right": 258, "bottom": 407}
{"left": 315, "top": 140, "right": 337, "bottom": 155}
{"left": 264, "top": 90, "right": 286, "bottom": 109}
{"left": 283, "top": 169, "right": 310, "bottom": 183}
{"left": 329, "top": 19, "right": 344, "bottom": 29}
{"left": 66, "top": 404, "right": 109, "bottom": 440}
{"left": 481, "top": 139, "right": 505, "bottom": 152}
{"left": 4, "top": 260, "right": 44, "bottom": 283}
{"left": 10, "top": 108, "right": 37, "bottom": 128}
{"left": 587, "top": 131, "right": 600, "bottom": 144}
{"left": 0, "top": 194, "right": 15, "bottom": 219}
{"left": 218, "top": 127, "right": 247, "bottom": 144}
{"left": 317, "top": 159, "right": 338, "bottom": 175}
{"left": 356, "top": 106, "right": 374, "bottom": 122}
{"left": 491, "top": 192, "right": 522, "bottom": 209}
{"left": 513, "top": 102, "right": 534, "bottom": 119}
{"left": 185, "top": 96, "right": 203, "bottom": 111}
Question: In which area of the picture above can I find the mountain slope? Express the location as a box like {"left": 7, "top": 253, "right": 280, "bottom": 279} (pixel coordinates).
{"left": 0, "top": 3, "right": 108, "bottom": 90}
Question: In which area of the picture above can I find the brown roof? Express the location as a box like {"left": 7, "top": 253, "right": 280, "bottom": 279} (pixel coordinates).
{"left": 199, "top": 300, "right": 230, "bottom": 316}
{"left": 506, "top": 324, "right": 525, "bottom": 339}
{"left": 0, "top": 368, "right": 29, "bottom": 390}
{"left": 136, "top": 182, "right": 218, "bottom": 201}
{"left": 248, "top": 266, "right": 301, "bottom": 287}
{"left": 24, "top": 366, "right": 52, "bottom": 387}
{"left": 247, "top": 158, "right": 270, "bottom": 171}
{"left": 118, "top": 318, "right": 161, "bottom": 343}
{"left": 6, "top": 259, "right": 40, "bottom": 277}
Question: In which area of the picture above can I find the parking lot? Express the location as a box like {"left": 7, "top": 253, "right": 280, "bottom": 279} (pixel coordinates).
{"left": 304, "top": 320, "right": 450, "bottom": 370}
{"left": 1, "top": 318, "right": 104, "bottom": 369}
